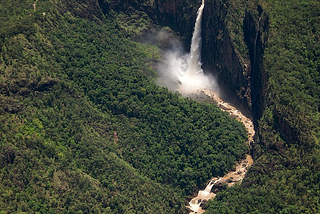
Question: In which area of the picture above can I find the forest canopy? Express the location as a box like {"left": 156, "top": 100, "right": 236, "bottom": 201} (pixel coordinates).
{"left": 0, "top": 0, "right": 248, "bottom": 213}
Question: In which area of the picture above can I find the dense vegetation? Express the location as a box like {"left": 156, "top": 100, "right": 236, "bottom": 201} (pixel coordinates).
{"left": 2, "top": 0, "right": 318, "bottom": 213}
{"left": 0, "top": 0, "right": 248, "bottom": 213}
{"left": 205, "top": 0, "right": 320, "bottom": 213}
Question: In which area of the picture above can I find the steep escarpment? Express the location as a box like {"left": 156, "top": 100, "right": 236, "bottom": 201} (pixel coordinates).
{"left": 201, "top": 0, "right": 252, "bottom": 114}
{"left": 104, "top": 0, "right": 257, "bottom": 118}
{"left": 243, "top": 5, "right": 269, "bottom": 122}
{"left": 0, "top": 0, "right": 250, "bottom": 213}
{"left": 1, "top": 0, "right": 319, "bottom": 213}
{"left": 140, "top": 0, "right": 320, "bottom": 212}
{"left": 98, "top": 0, "right": 267, "bottom": 130}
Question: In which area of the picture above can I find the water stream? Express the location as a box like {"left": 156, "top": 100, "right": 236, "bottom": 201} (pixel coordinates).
{"left": 187, "top": 89, "right": 254, "bottom": 213}
{"left": 156, "top": 0, "right": 254, "bottom": 212}
{"left": 170, "top": 0, "right": 255, "bottom": 213}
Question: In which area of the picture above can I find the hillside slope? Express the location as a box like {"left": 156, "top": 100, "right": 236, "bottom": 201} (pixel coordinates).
{"left": 0, "top": 0, "right": 248, "bottom": 213}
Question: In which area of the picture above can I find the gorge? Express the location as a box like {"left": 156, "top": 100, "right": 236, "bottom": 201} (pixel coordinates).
{"left": 139, "top": 0, "right": 320, "bottom": 212}
{"left": 0, "top": 0, "right": 319, "bottom": 213}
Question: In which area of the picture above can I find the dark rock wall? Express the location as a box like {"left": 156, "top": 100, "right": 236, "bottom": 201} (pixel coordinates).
{"left": 201, "top": 0, "right": 252, "bottom": 114}
{"left": 243, "top": 6, "right": 269, "bottom": 122}
{"left": 200, "top": 1, "right": 269, "bottom": 122}
{"left": 154, "top": 0, "right": 200, "bottom": 47}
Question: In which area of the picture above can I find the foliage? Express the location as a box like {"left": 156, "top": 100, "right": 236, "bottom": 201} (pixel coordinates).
{"left": 0, "top": 0, "right": 248, "bottom": 213}
{"left": 262, "top": 0, "right": 320, "bottom": 147}
{"left": 225, "top": 0, "right": 250, "bottom": 62}
{"left": 204, "top": 0, "right": 320, "bottom": 213}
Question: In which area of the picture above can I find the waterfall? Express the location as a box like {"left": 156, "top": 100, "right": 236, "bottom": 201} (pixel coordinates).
{"left": 178, "top": 0, "right": 211, "bottom": 94}
{"left": 185, "top": 0, "right": 205, "bottom": 76}
{"left": 157, "top": 0, "right": 218, "bottom": 95}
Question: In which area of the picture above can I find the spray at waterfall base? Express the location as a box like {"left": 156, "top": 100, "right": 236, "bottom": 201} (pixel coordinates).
{"left": 156, "top": 1, "right": 218, "bottom": 96}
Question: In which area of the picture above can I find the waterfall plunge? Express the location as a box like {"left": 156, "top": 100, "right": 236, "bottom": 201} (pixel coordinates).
{"left": 157, "top": 0, "right": 218, "bottom": 95}
{"left": 186, "top": 1, "right": 204, "bottom": 76}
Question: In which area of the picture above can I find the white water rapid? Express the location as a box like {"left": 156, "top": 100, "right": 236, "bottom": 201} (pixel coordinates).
{"left": 187, "top": 178, "right": 221, "bottom": 213}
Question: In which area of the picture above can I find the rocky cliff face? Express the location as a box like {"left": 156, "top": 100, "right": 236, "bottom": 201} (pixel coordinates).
{"left": 201, "top": 0, "right": 252, "bottom": 114}
{"left": 99, "top": 0, "right": 269, "bottom": 122}
{"left": 200, "top": 0, "right": 269, "bottom": 123}
{"left": 243, "top": 5, "right": 269, "bottom": 122}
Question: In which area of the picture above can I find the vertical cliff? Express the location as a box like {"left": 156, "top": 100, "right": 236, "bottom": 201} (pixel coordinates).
{"left": 200, "top": 0, "right": 270, "bottom": 124}
{"left": 201, "top": 0, "right": 252, "bottom": 114}
{"left": 243, "top": 5, "right": 269, "bottom": 122}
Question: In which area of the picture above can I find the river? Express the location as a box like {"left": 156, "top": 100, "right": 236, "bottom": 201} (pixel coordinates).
{"left": 187, "top": 89, "right": 255, "bottom": 214}
{"left": 155, "top": 0, "right": 255, "bottom": 211}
